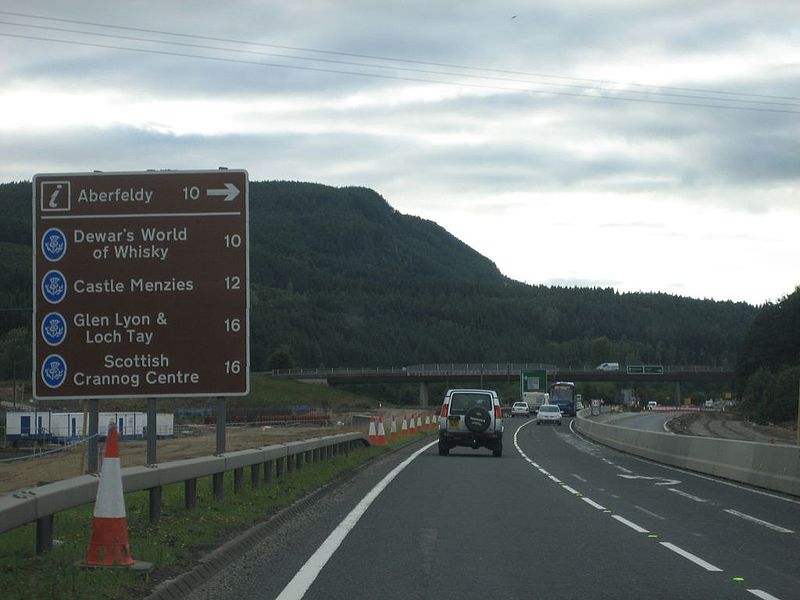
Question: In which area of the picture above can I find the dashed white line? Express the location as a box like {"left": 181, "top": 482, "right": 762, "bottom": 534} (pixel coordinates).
{"left": 747, "top": 589, "right": 783, "bottom": 600}
{"left": 724, "top": 509, "right": 795, "bottom": 534}
{"left": 561, "top": 485, "right": 581, "bottom": 495}
{"left": 634, "top": 505, "right": 666, "bottom": 521}
{"left": 582, "top": 497, "right": 607, "bottom": 510}
{"left": 571, "top": 473, "right": 588, "bottom": 483}
{"left": 611, "top": 514, "right": 649, "bottom": 533}
{"left": 548, "top": 475, "right": 563, "bottom": 483}
{"left": 659, "top": 542, "right": 723, "bottom": 572}
{"left": 667, "top": 488, "right": 709, "bottom": 503}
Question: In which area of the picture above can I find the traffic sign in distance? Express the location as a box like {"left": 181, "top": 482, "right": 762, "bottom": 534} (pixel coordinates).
{"left": 32, "top": 170, "right": 249, "bottom": 399}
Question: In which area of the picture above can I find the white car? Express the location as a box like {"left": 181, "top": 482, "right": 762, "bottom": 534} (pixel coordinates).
{"left": 536, "top": 404, "right": 562, "bottom": 426}
{"left": 511, "top": 402, "right": 530, "bottom": 418}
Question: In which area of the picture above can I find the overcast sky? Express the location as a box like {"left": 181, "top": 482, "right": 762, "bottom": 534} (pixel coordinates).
{"left": 2, "top": 1, "right": 798, "bottom": 305}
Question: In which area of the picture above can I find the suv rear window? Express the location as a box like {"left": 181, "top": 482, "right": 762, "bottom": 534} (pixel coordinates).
{"left": 449, "top": 392, "right": 493, "bottom": 415}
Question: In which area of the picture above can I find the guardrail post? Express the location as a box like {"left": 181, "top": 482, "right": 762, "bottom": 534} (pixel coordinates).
{"left": 275, "top": 457, "right": 284, "bottom": 478}
{"left": 265, "top": 459, "right": 274, "bottom": 483}
{"left": 287, "top": 454, "right": 295, "bottom": 473}
{"left": 35, "top": 515, "right": 53, "bottom": 555}
{"left": 233, "top": 467, "right": 243, "bottom": 494}
{"left": 149, "top": 486, "right": 162, "bottom": 522}
{"left": 296, "top": 452, "right": 304, "bottom": 470}
{"left": 250, "top": 463, "right": 260, "bottom": 488}
{"left": 185, "top": 478, "right": 197, "bottom": 510}
{"left": 213, "top": 472, "right": 224, "bottom": 501}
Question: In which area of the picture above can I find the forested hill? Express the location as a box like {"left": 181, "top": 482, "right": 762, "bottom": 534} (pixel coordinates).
{"left": 0, "top": 180, "right": 757, "bottom": 374}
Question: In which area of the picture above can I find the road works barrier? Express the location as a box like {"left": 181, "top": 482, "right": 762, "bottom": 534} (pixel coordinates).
{"left": 575, "top": 410, "right": 800, "bottom": 497}
{"left": 0, "top": 432, "right": 369, "bottom": 554}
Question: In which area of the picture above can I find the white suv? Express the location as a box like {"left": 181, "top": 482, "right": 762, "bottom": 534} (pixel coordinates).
{"left": 438, "top": 389, "right": 504, "bottom": 457}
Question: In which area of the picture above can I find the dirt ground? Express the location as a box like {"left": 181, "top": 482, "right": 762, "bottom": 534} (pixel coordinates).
{"left": 667, "top": 411, "right": 797, "bottom": 445}
{"left": 0, "top": 409, "right": 434, "bottom": 494}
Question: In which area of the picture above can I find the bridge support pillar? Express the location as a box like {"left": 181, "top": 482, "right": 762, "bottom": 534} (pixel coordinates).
{"left": 419, "top": 382, "right": 431, "bottom": 407}
{"left": 674, "top": 381, "right": 682, "bottom": 406}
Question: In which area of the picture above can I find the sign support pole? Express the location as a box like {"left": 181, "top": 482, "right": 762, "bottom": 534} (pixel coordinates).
{"left": 87, "top": 399, "right": 98, "bottom": 473}
{"left": 213, "top": 396, "right": 226, "bottom": 500}
{"left": 146, "top": 397, "right": 157, "bottom": 465}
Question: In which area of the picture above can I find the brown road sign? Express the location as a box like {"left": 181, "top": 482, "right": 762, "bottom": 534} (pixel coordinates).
{"left": 33, "top": 170, "right": 249, "bottom": 399}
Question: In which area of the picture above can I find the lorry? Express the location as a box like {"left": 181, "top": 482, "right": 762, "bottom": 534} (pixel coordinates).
{"left": 523, "top": 391, "right": 549, "bottom": 414}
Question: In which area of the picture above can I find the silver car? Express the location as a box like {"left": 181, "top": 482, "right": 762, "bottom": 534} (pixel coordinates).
{"left": 511, "top": 401, "right": 530, "bottom": 418}
{"left": 536, "top": 404, "right": 563, "bottom": 426}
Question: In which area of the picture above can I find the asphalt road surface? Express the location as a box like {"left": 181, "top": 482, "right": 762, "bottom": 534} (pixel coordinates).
{"left": 189, "top": 419, "right": 800, "bottom": 600}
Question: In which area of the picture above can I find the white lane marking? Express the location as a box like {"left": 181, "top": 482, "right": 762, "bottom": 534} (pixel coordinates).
{"left": 747, "top": 589, "right": 783, "bottom": 600}
{"left": 611, "top": 514, "right": 649, "bottom": 533}
{"left": 572, "top": 474, "right": 588, "bottom": 483}
{"left": 582, "top": 497, "right": 607, "bottom": 510}
{"left": 602, "top": 458, "right": 614, "bottom": 465}
{"left": 724, "top": 509, "right": 795, "bottom": 534}
{"left": 548, "top": 475, "right": 563, "bottom": 483}
{"left": 275, "top": 441, "right": 437, "bottom": 600}
{"left": 634, "top": 505, "right": 666, "bottom": 521}
{"left": 617, "top": 474, "right": 682, "bottom": 486}
{"left": 561, "top": 485, "right": 581, "bottom": 495}
{"left": 667, "top": 488, "right": 709, "bottom": 503}
{"left": 659, "top": 542, "right": 723, "bottom": 572}
{"left": 615, "top": 465, "right": 633, "bottom": 474}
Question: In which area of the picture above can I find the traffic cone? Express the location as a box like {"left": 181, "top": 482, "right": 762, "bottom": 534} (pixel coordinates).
{"left": 400, "top": 415, "right": 409, "bottom": 436}
{"left": 408, "top": 414, "right": 416, "bottom": 435}
{"left": 368, "top": 416, "right": 378, "bottom": 444}
{"left": 416, "top": 416, "right": 423, "bottom": 430}
{"left": 377, "top": 417, "right": 387, "bottom": 445}
{"left": 83, "top": 421, "right": 137, "bottom": 568}
{"left": 424, "top": 415, "right": 431, "bottom": 429}
{"left": 390, "top": 415, "right": 398, "bottom": 442}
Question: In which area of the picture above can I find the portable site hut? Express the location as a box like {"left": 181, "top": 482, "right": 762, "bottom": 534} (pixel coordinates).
{"left": 4, "top": 411, "right": 174, "bottom": 443}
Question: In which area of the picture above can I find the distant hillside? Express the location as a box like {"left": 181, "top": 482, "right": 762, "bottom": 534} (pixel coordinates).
{"left": 0, "top": 180, "right": 757, "bottom": 376}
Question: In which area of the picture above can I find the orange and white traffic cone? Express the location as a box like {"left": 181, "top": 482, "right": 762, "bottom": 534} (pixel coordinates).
{"left": 408, "top": 414, "right": 416, "bottom": 435}
{"left": 416, "top": 416, "right": 423, "bottom": 430}
{"left": 368, "top": 416, "right": 378, "bottom": 444}
{"left": 390, "top": 415, "right": 398, "bottom": 442}
{"left": 400, "top": 415, "right": 409, "bottom": 436}
{"left": 424, "top": 415, "right": 431, "bottom": 429}
{"left": 377, "top": 417, "right": 387, "bottom": 445}
{"left": 83, "top": 421, "right": 139, "bottom": 568}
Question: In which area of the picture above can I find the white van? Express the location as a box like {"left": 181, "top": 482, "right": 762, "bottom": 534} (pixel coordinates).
{"left": 596, "top": 362, "right": 620, "bottom": 371}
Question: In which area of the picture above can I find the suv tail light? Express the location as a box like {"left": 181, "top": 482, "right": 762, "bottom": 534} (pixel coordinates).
{"left": 494, "top": 406, "right": 502, "bottom": 419}
{"left": 440, "top": 404, "right": 448, "bottom": 418}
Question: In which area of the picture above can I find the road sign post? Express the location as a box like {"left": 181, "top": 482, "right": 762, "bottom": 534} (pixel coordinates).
{"left": 32, "top": 170, "right": 249, "bottom": 400}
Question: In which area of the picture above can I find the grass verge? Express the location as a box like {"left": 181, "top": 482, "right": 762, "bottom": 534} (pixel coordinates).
{"left": 0, "top": 432, "right": 431, "bottom": 599}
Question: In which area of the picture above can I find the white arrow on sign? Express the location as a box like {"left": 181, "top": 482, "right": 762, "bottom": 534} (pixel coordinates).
{"left": 206, "top": 183, "right": 240, "bottom": 202}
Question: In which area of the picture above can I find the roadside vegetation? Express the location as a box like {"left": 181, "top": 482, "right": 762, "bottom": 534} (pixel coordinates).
{"left": 0, "top": 430, "right": 431, "bottom": 600}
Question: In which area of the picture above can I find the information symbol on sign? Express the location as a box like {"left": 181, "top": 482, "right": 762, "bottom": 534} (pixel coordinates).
{"left": 41, "top": 270, "right": 67, "bottom": 304}
{"left": 41, "top": 312, "right": 67, "bottom": 346}
{"left": 41, "top": 354, "right": 67, "bottom": 388}
{"left": 40, "top": 181, "right": 71, "bottom": 212}
{"left": 42, "top": 228, "right": 67, "bottom": 262}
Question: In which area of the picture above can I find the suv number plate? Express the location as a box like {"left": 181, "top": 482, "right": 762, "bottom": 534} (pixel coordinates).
{"left": 448, "top": 417, "right": 460, "bottom": 427}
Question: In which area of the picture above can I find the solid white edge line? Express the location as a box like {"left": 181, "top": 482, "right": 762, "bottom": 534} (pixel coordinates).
{"left": 275, "top": 440, "right": 437, "bottom": 600}
{"left": 724, "top": 509, "right": 795, "bottom": 534}
{"left": 659, "top": 542, "right": 723, "bottom": 572}
{"left": 611, "top": 514, "right": 649, "bottom": 533}
{"left": 747, "top": 589, "right": 783, "bottom": 600}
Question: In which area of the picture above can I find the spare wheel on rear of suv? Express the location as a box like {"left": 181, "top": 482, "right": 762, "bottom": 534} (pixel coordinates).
{"left": 464, "top": 406, "right": 491, "bottom": 432}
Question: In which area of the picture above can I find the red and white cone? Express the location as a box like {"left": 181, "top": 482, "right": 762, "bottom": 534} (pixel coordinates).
{"left": 400, "top": 415, "right": 409, "bottom": 436}
{"left": 377, "top": 417, "right": 387, "bottom": 445}
{"left": 416, "top": 416, "right": 423, "bottom": 430}
{"left": 408, "top": 414, "right": 416, "bottom": 435}
{"left": 368, "top": 416, "right": 378, "bottom": 444}
{"left": 390, "top": 415, "right": 398, "bottom": 442}
{"left": 83, "top": 421, "right": 137, "bottom": 568}
{"left": 424, "top": 415, "right": 431, "bottom": 429}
